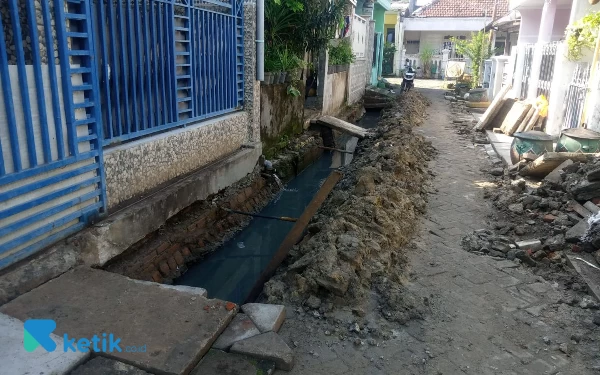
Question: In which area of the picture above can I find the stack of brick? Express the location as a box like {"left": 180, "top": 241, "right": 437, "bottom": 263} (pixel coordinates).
{"left": 105, "top": 177, "right": 277, "bottom": 282}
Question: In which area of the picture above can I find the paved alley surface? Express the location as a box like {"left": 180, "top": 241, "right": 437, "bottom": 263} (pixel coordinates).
{"left": 278, "top": 82, "right": 599, "bottom": 375}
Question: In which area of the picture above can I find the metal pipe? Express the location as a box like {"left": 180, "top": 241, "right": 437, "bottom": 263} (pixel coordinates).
{"left": 256, "top": 0, "right": 264, "bottom": 81}
{"left": 222, "top": 207, "right": 297, "bottom": 222}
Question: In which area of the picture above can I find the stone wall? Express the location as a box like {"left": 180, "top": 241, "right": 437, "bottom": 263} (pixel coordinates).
{"left": 1, "top": 0, "right": 60, "bottom": 65}
{"left": 260, "top": 83, "right": 305, "bottom": 155}
{"left": 103, "top": 112, "right": 249, "bottom": 210}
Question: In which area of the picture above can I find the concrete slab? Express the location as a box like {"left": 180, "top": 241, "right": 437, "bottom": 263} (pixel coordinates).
{"left": 0, "top": 313, "right": 88, "bottom": 375}
{"left": 241, "top": 303, "right": 286, "bottom": 333}
{"left": 230, "top": 332, "right": 294, "bottom": 371}
{"left": 566, "top": 219, "right": 589, "bottom": 242}
{"left": 191, "top": 349, "right": 275, "bottom": 375}
{"left": 566, "top": 253, "right": 600, "bottom": 301}
{"left": 0, "top": 267, "right": 236, "bottom": 375}
{"left": 70, "top": 357, "right": 151, "bottom": 375}
{"left": 212, "top": 313, "right": 261, "bottom": 350}
{"left": 486, "top": 130, "right": 513, "bottom": 166}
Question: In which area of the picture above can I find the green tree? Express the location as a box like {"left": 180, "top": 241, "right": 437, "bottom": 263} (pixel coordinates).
{"left": 418, "top": 45, "right": 435, "bottom": 78}
{"left": 452, "top": 31, "right": 495, "bottom": 88}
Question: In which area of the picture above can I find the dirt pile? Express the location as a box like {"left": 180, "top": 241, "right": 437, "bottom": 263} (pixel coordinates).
{"left": 263, "top": 91, "right": 435, "bottom": 321}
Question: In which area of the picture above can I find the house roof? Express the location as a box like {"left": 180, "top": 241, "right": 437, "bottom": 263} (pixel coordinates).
{"left": 413, "top": 0, "right": 509, "bottom": 18}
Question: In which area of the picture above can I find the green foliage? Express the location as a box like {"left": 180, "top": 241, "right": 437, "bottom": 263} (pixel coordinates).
{"left": 452, "top": 31, "right": 494, "bottom": 88}
{"left": 287, "top": 85, "right": 301, "bottom": 97}
{"left": 383, "top": 42, "right": 397, "bottom": 60}
{"left": 273, "top": 0, "right": 304, "bottom": 12}
{"left": 418, "top": 45, "right": 435, "bottom": 78}
{"left": 566, "top": 11, "right": 600, "bottom": 61}
{"left": 328, "top": 39, "right": 355, "bottom": 65}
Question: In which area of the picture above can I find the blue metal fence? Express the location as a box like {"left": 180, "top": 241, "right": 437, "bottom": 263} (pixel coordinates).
{"left": 93, "top": 0, "right": 245, "bottom": 146}
{"left": 0, "top": 0, "right": 106, "bottom": 270}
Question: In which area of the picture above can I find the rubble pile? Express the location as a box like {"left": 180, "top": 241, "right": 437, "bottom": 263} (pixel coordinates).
{"left": 448, "top": 98, "right": 489, "bottom": 144}
{"left": 263, "top": 91, "right": 435, "bottom": 321}
{"left": 464, "top": 156, "right": 600, "bottom": 269}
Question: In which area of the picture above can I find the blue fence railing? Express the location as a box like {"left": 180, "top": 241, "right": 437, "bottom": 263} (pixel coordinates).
{"left": 0, "top": 0, "right": 106, "bottom": 270}
{"left": 92, "top": 0, "right": 245, "bottom": 146}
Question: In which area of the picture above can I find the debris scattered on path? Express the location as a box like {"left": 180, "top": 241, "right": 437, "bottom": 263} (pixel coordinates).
{"left": 263, "top": 91, "right": 434, "bottom": 323}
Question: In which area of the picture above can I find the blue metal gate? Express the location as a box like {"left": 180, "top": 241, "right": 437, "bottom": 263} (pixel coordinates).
{"left": 92, "top": 0, "right": 245, "bottom": 146}
{"left": 0, "top": 0, "right": 106, "bottom": 270}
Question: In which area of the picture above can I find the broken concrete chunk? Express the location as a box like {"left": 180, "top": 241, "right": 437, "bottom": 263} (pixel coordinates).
{"left": 566, "top": 220, "right": 590, "bottom": 243}
{"left": 241, "top": 303, "right": 286, "bottom": 333}
{"left": 583, "top": 201, "right": 600, "bottom": 215}
{"left": 586, "top": 166, "right": 600, "bottom": 181}
{"left": 543, "top": 159, "right": 573, "bottom": 185}
{"left": 545, "top": 234, "right": 566, "bottom": 251}
{"left": 516, "top": 240, "right": 542, "bottom": 251}
{"left": 212, "top": 313, "right": 261, "bottom": 350}
{"left": 230, "top": 332, "right": 295, "bottom": 371}
{"left": 571, "top": 180, "right": 600, "bottom": 201}
{"left": 508, "top": 203, "right": 524, "bottom": 214}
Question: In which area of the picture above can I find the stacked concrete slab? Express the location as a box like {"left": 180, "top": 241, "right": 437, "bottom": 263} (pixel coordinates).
{"left": 194, "top": 302, "right": 294, "bottom": 372}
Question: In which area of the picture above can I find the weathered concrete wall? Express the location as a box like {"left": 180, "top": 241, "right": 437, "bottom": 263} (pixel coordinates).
{"left": 0, "top": 144, "right": 262, "bottom": 305}
{"left": 104, "top": 112, "right": 249, "bottom": 209}
{"left": 323, "top": 71, "right": 349, "bottom": 115}
{"left": 260, "top": 84, "right": 305, "bottom": 152}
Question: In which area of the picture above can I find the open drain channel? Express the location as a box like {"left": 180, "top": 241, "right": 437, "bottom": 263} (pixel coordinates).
{"left": 175, "top": 111, "right": 381, "bottom": 303}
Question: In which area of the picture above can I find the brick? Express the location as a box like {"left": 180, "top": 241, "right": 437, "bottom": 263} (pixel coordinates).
{"left": 155, "top": 242, "right": 170, "bottom": 254}
{"left": 167, "top": 243, "right": 181, "bottom": 256}
{"left": 174, "top": 251, "right": 185, "bottom": 266}
{"left": 182, "top": 247, "right": 192, "bottom": 257}
{"left": 141, "top": 250, "right": 158, "bottom": 265}
{"left": 142, "top": 264, "right": 156, "bottom": 275}
{"left": 197, "top": 239, "right": 206, "bottom": 248}
{"left": 543, "top": 214, "right": 556, "bottom": 223}
{"left": 167, "top": 257, "right": 178, "bottom": 271}
{"left": 159, "top": 262, "right": 170, "bottom": 276}
{"left": 151, "top": 271, "right": 163, "bottom": 283}
{"left": 244, "top": 186, "right": 253, "bottom": 200}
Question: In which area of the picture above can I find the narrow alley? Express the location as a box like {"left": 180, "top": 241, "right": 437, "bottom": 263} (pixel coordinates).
{"left": 276, "top": 82, "right": 600, "bottom": 375}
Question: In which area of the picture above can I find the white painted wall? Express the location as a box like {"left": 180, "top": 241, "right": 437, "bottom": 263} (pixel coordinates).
{"left": 404, "top": 17, "right": 491, "bottom": 32}
{"left": 518, "top": 9, "right": 542, "bottom": 44}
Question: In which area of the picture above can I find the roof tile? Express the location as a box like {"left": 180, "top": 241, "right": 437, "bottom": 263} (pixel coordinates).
{"left": 414, "top": 0, "right": 509, "bottom": 18}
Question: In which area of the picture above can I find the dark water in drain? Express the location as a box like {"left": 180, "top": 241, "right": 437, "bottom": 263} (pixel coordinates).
{"left": 175, "top": 112, "right": 380, "bottom": 303}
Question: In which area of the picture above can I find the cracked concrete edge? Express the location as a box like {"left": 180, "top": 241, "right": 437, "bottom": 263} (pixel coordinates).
{"left": 0, "top": 145, "right": 261, "bottom": 306}
{"left": 565, "top": 254, "right": 600, "bottom": 302}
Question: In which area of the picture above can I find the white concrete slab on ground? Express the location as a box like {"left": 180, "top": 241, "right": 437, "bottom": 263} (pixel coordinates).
{"left": 0, "top": 313, "right": 89, "bottom": 375}
{"left": 486, "top": 130, "right": 514, "bottom": 166}
{"left": 241, "top": 303, "right": 286, "bottom": 333}
{"left": 0, "top": 267, "right": 236, "bottom": 375}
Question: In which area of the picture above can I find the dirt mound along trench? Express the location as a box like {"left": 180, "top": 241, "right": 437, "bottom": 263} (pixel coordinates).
{"left": 263, "top": 91, "right": 435, "bottom": 318}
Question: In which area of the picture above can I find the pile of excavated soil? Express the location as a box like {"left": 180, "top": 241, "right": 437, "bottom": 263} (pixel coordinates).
{"left": 263, "top": 91, "right": 435, "bottom": 321}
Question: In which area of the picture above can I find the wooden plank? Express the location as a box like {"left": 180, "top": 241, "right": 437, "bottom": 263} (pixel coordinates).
{"left": 524, "top": 109, "right": 540, "bottom": 132}
{"left": 474, "top": 84, "right": 512, "bottom": 131}
{"left": 245, "top": 171, "right": 343, "bottom": 303}
{"left": 501, "top": 102, "right": 532, "bottom": 135}
{"left": 516, "top": 105, "right": 536, "bottom": 133}
{"left": 519, "top": 152, "right": 593, "bottom": 177}
{"left": 316, "top": 116, "right": 368, "bottom": 138}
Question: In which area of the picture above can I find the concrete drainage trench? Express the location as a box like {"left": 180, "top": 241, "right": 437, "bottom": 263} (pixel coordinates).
{"left": 175, "top": 111, "right": 381, "bottom": 304}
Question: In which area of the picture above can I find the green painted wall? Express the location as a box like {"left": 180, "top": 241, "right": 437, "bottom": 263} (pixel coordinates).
{"left": 371, "top": 4, "right": 385, "bottom": 85}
